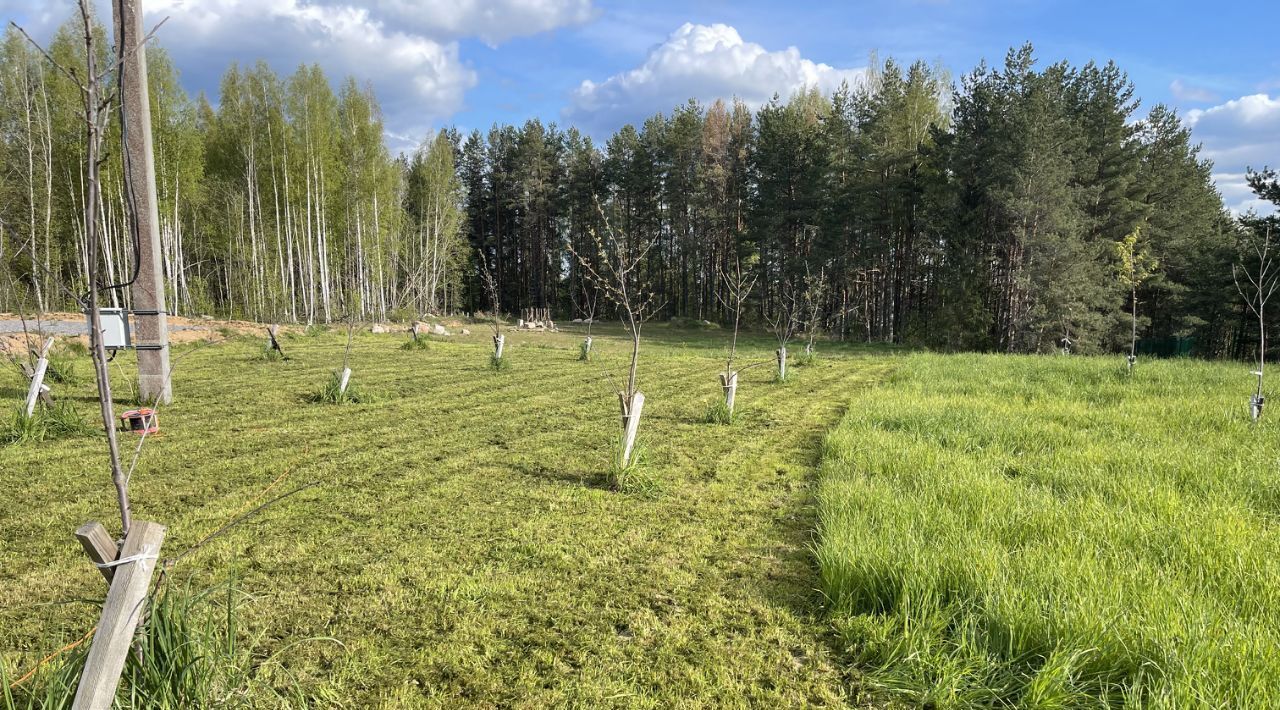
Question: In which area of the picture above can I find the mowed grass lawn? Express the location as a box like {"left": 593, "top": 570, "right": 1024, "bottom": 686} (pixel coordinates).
{"left": 0, "top": 323, "right": 891, "bottom": 707}
{"left": 817, "top": 354, "right": 1280, "bottom": 708}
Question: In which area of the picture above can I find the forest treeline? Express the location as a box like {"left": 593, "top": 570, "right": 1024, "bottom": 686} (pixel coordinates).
{"left": 2, "top": 13, "right": 1277, "bottom": 355}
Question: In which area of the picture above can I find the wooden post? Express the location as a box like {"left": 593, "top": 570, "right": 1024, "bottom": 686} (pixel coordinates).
{"left": 23, "top": 337, "right": 54, "bottom": 417}
{"left": 720, "top": 372, "right": 738, "bottom": 414}
{"left": 410, "top": 322, "right": 420, "bottom": 342}
{"left": 618, "top": 391, "right": 645, "bottom": 467}
{"left": 72, "top": 520, "right": 165, "bottom": 710}
{"left": 75, "top": 521, "right": 119, "bottom": 584}
{"left": 338, "top": 367, "right": 352, "bottom": 396}
{"left": 113, "top": 0, "right": 172, "bottom": 405}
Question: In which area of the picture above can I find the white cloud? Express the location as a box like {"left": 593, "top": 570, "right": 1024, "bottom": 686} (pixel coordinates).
{"left": 1186, "top": 94, "right": 1280, "bottom": 215}
{"left": 148, "top": 0, "right": 476, "bottom": 121}
{"left": 1169, "top": 79, "right": 1217, "bottom": 103}
{"left": 566, "top": 22, "right": 865, "bottom": 132}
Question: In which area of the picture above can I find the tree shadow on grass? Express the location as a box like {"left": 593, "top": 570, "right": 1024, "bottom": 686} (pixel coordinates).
{"left": 510, "top": 460, "right": 614, "bottom": 491}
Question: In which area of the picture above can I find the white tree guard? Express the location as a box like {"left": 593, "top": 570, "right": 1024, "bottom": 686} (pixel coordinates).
{"left": 720, "top": 371, "right": 738, "bottom": 413}
{"left": 618, "top": 390, "right": 646, "bottom": 467}
{"left": 494, "top": 334, "right": 505, "bottom": 359}
{"left": 338, "top": 367, "right": 352, "bottom": 396}
{"left": 777, "top": 347, "right": 788, "bottom": 381}
{"left": 24, "top": 338, "right": 54, "bottom": 417}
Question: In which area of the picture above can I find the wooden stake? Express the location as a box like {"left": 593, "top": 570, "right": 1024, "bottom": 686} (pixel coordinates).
{"left": 75, "top": 521, "right": 119, "bottom": 584}
{"left": 23, "top": 337, "right": 54, "bottom": 417}
{"left": 72, "top": 520, "right": 165, "bottom": 710}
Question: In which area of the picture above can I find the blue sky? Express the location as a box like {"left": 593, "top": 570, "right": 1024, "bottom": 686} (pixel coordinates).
{"left": 4, "top": 0, "right": 1279, "bottom": 212}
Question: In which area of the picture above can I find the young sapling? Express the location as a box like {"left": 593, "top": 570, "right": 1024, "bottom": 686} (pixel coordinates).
{"left": 1234, "top": 222, "right": 1280, "bottom": 421}
{"left": 1114, "top": 227, "right": 1158, "bottom": 375}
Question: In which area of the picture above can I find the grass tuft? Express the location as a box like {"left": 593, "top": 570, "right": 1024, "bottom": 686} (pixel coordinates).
{"left": 703, "top": 399, "right": 735, "bottom": 425}
{"left": 257, "top": 345, "right": 286, "bottom": 362}
{"left": 489, "top": 353, "right": 510, "bottom": 371}
{"left": 307, "top": 371, "right": 375, "bottom": 404}
{"left": 577, "top": 340, "right": 591, "bottom": 361}
{"left": 400, "top": 337, "right": 431, "bottom": 352}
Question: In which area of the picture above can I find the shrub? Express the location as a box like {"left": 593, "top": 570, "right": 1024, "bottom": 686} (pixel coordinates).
{"left": 489, "top": 353, "right": 510, "bottom": 371}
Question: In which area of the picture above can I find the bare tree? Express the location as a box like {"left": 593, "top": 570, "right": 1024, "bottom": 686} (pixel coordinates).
{"left": 570, "top": 200, "right": 663, "bottom": 471}
{"left": 1235, "top": 223, "right": 1280, "bottom": 421}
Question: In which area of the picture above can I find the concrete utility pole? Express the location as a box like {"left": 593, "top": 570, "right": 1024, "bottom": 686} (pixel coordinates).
{"left": 113, "top": 0, "right": 171, "bottom": 404}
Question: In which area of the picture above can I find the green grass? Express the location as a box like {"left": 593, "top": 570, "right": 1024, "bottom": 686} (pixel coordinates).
{"left": 1, "top": 324, "right": 886, "bottom": 707}
{"left": 816, "top": 353, "right": 1280, "bottom": 707}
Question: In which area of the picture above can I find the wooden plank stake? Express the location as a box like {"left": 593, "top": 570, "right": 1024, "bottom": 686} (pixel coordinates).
{"left": 75, "top": 521, "right": 119, "bottom": 584}
{"left": 23, "top": 337, "right": 54, "bottom": 417}
{"left": 72, "top": 520, "right": 165, "bottom": 710}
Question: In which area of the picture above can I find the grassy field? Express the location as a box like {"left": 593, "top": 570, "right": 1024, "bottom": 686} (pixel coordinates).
{"left": 1, "top": 322, "right": 892, "bottom": 707}
{"left": 817, "top": 354, "right": 1280, "bottom": 707}
{"left": 7, "top": 326, "right": 1280, "bottom": 708}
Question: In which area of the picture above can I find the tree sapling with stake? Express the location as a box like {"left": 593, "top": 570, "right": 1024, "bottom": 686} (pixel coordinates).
{"left": 578, "top": 279, "right": 599, "bottom": 361}
{"left": 799, "top": 265, "right": 828, "bottom": 364}
{"left": 1114, "top": 227, "right": 1157, "bottom": 375}
{"left": 765, "top": 278, "right": 801, "bottom": 382}
{"left": 713, "top": 256, "right": 758, "bottom": 420}
{"left": 571, "top": 200, "right": 664, "bottom": 478}
{"left": 479, "top": 254, "right": 507, "bottom": 368}
{"left": 1235, "top": 221, "right": 1280, "bottom": 421}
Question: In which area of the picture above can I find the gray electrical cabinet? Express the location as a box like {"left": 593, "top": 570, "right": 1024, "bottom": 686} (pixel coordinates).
{"left": 86, "top": 308, "right": 132, "bottom": 350}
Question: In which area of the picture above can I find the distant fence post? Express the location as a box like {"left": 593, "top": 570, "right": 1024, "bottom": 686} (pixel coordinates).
{"left": 72, "top": 520, "right": 165, "bottom": 710}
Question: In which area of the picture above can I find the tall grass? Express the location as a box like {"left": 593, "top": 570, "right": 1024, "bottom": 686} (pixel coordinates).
{"left": 816, "top": 353, "right": 1280, "bottom": 707}
{"left": 2, "top": 403, "right": 92, "bottom": 445}
{"left": 2, "top": 578, "right": 322, "bottom": 709}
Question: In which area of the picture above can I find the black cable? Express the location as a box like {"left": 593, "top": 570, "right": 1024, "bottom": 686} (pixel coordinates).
{"left": 99, "top": 5, "right": 145, "bottom": 298}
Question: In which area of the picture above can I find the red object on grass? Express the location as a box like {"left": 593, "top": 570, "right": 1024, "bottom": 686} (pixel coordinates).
{"left": 119, "top": 408, "right": 158, "bottom": 434}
